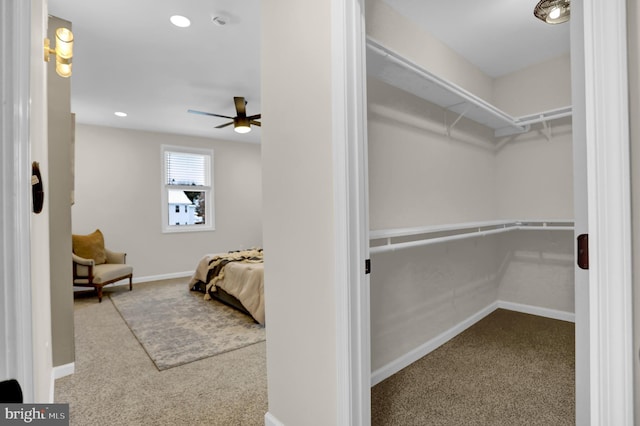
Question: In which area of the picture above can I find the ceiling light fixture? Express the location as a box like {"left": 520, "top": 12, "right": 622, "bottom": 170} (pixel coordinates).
{"left": 170, "top": 15, "right": 191, "bottom": 28}
{"left": 534, "top": 0, "right": 570, "bottom": 24}
{"left": 234, "top": 117, "right": 251, "bottom": 134}
{"left": 212, "top": 16, "right": 227, "bottom": 26}
{"left": 114, "top": 111, "right": 127, "bottom": 117}
{"left": 44, "top": 27, "right": 74, "bottom": 78}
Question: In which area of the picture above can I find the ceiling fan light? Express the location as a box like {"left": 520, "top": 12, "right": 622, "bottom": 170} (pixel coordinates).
{"left": 234, "top": 117, "right": 251, "bottom": 133}
{"left": 534, "top": 0, "right": 570, "bottom": 24}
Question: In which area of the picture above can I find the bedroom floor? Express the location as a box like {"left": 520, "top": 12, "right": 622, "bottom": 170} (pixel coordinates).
{"left": 55, "top": 279, "right": 268, "bottom": 426}
{"left": 371, "top": 309, "right": 575, "bottom": 425}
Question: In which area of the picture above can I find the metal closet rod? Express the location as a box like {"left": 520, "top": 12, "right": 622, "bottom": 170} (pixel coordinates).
{"left": 369, "top": 219, "right": 575, "bottom": 254}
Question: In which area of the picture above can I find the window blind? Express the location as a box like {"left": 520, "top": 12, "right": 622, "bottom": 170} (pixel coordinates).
{"left": 165, "top": 151, "right": 207, "bottom": 186}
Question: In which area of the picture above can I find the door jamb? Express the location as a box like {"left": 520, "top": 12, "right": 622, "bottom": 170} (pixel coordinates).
{"left": 332, "top": 0, "right": 371, "bottom": 424}
{"left": 583, "top": 0, "right": 634, "bottom": 423}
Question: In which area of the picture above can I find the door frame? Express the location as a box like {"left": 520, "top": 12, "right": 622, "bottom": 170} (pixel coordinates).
{"left": 581, "top": 0, "right": 634, "bottom": 423}
{"left": 571, "top": 0, "right": 590, "bottom": 422}
{"left": 0, "top": 0, "right": 35, "bottom": 402}
{"left": 332, "top": 0, "right": 371, "bottom": 424}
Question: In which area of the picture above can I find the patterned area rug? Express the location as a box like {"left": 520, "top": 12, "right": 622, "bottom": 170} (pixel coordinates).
{"left": 110, "top": 280, "right": 265, "bottom": 371}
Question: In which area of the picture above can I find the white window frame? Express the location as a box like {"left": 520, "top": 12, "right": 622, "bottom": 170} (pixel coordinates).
{"left": 161, "top": 145, "right": 215, "bottom": 233}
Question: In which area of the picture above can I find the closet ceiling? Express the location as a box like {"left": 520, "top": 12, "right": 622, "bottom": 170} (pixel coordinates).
{"left": 47, "top": 0, "right": 569, "bottom": 143}
{"left": 382, "top": 0, "right": 571, "bottom": 78}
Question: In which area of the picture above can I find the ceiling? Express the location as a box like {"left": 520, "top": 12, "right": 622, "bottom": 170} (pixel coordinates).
{"left": 47, "top": 0, "right": 570, "bottom": 144}
{"left": 382, "top": 0, "right": 570, "bottom": 78}
{"left": 48, "top": 0, "right": 262, "bottom": 143}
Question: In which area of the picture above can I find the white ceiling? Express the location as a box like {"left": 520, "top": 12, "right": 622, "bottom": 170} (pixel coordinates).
{"left": 382, "top": 0, "right": 570, "bottom": 78}
{"left": 48, "top": 0, "right": 262, "bottom": 143}
{"left": 47, "top": 0, "right": 570, "bottom": 143}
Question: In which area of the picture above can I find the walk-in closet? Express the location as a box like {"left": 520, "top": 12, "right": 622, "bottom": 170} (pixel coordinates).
{"left": 365, "top": 1, "right": 578, "bottom": 423}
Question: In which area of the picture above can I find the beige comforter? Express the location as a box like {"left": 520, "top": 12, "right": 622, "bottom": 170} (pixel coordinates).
{"left": 188, "top": 250, "right": 265, "bottom": 325}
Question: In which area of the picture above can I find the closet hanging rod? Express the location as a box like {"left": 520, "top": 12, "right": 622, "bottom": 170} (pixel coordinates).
{"left": 369, "top": 219, "right": 515, "bottom": 240}
{"left": 514, "top": 106, "right": 573, "bottom": 127}
{"left": 370, "top": 220, "right": 575, "bottom": 254}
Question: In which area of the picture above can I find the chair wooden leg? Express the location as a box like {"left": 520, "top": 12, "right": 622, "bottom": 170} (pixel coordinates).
{"left": 129, "top": 276, "right": 132, "bottom": 291}
{"left": 97, "top": 285, "right": 103, "bottom": 303}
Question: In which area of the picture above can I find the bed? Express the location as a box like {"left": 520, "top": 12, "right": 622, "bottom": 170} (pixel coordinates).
{"left": 188, "top": 248, "right": 265, "bottom": 325}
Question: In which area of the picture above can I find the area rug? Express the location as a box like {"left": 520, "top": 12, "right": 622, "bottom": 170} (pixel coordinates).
{"left": 109, "top": 279, "right": 265, "bottom": 371}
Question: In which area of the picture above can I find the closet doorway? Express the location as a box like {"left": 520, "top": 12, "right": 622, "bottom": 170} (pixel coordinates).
{"left": 361, "top": 0, "right": 632, "bottom": 423}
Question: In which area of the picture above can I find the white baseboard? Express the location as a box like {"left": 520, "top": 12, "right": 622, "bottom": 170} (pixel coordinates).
{"left": 371, "top": 301, "right": 575, "bottom": 386}
{"left": 133, "top": 271, "right": 193, "bottom": 284}
{"left": 50, "top": 363, "right": 75, "bottom": 402}
{"left": 497, "top": 300, "right": 575, "bottom": 323}
{"left": 52, "top": 362, "right": 75, "bottom": 380}
{"left": 73, "top": 271, "right": 193, "bottom": 293}
{"left": 73, "top": 271, "right": 193, "bottom": 292}
{"left": 264, "top": 412, "right": 285, "bottom": 426}
{"left": 371, "top": 302, "right": 498, "bottom": 386}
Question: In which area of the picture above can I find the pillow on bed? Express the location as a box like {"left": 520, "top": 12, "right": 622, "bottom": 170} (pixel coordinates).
{"left": 72, "top": 229, "right": 107, "bottom": 265}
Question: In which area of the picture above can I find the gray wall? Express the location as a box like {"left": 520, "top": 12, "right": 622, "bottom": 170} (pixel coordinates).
{"left": 48, "top": 15, "right": 75, "bottom": 368}
{"left": 72, "top": 124, "right": 263, "bottom": 280}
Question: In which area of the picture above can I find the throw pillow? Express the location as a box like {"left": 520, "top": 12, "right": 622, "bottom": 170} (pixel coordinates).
{"left": 72, "top": 229, "right": 107, "bottom": 265}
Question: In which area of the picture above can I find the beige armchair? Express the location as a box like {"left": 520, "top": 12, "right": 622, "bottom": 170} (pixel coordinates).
{"left": 72, "top": 229, "right": 133, "bottom": 302}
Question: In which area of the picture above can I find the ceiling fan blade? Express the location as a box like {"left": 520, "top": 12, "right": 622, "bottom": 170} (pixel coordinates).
{"left": 250, "top": 120, "right": 261, "bottom": 127}
{"left": 215, "top": 121, "right": 234, "bottom": 129}
{"left": 234, "top": 97, "right": 247, "bottom": 116}
{"left": 247, "top": 113, "right": 261, "bottom": 120}
{"left": 188, "top": 109, "right": 234, "bottom": 119}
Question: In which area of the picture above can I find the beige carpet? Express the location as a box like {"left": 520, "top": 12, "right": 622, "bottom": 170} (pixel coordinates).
{"left": 109, "top": 280, "right": 265, "bottom": 370}
{"left": 57, "top": 282, "right": 573, "bottom": 425}
{"left": 372, "top": 309, "right": 575, "bottom": 426}
{"left": 55, "top": 279, "right": 268, "bottom": 426}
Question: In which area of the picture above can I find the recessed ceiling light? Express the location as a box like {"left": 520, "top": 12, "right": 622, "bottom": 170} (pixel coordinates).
{"left": 114, "top": 111, "right": 127, "bottom": 117}
{"left": 170, "top": 15, "right": 191, "bottom": 28}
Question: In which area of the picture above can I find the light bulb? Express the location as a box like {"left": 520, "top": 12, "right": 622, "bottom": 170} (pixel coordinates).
{"left": 549, "top": 7, "right": 561, "bottom": 20}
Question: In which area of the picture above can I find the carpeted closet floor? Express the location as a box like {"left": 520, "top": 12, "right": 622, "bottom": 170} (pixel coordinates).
{"left": 371, "top": 309, "right": 575, "bottom": 426}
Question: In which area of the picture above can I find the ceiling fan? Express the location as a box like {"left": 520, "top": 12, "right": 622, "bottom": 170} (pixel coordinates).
{"left": 188, "top": 96, "right": 261, "bottom": 134}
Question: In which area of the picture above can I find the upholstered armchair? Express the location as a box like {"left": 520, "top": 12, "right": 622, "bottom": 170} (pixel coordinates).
{"left": 72, "top": 229, "right": 133, "bottom": 302}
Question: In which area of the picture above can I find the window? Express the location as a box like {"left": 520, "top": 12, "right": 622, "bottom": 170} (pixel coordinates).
{"left": 161, "top": 145, "right": 214, "bottom": 233}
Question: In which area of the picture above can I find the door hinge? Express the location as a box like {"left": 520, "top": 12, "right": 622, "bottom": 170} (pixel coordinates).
{"left": 577, "top": 234, "right": 589, "bottom": 270}
{"left": 365, "top": 258, "right": 371, "bottom": 274}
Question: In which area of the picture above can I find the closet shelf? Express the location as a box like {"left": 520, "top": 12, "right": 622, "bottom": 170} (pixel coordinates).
{"left": 369, "top": 220, "right": 575, "bottom": 254}
{"left": 366, "top": 38, "right": 572, "bottom": 138}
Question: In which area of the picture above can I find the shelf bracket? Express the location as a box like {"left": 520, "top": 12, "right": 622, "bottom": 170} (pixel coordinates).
{"left": 446, "top": 106, "right": 469, "bottom": 137}
{"left": 541, "top": 118, "right": 552, "bottom": 141}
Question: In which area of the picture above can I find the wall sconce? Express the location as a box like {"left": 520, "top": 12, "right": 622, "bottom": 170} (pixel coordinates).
{"left": 44, "top": 27, "right": 74, "bottom": 78}
{"left": 534, "top": 0, "right": 570, "bottom": 24}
